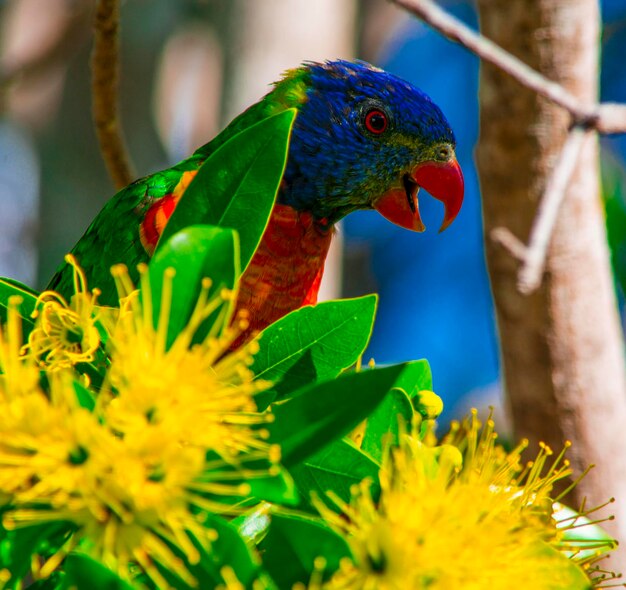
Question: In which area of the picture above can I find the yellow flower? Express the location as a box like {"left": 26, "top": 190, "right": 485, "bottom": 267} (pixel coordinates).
{"left": 24, "top": 254, "right": 101, "bottom": 370}
{"left": 316, "top": 411, "right": 613, "bottom": 590}
{"left": 0, "top": 373, "right": 215, "bottom": 588}
{"left": 103, "top": 264, "right": 278, "bottom": 463}
{"left": 0, "top": 264, "right": 281, "bottom": 588}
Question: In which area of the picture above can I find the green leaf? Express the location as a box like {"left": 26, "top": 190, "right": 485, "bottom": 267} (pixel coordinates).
{"left": 210, "top": 516, "right": 260, "bottom": 583}
{"left": 72, "top": 380, "right": 96, "bottom": 411}
{"left": 0, "top": 522, "right": 73, "bottom": 587}
{"left": 259, "top": 513, "right": 350, "bottom": 588}
{"left": 147, "top": 225, "right": 239, "bottom": 347}
{"left": 290, "top": 438, "right": 381, "bottom": 511}
{"left": 603, "top": 156, "right": 626, "bottom": 297}
{"left": 554, "top": 503, "right": 617, "bottom": 561}
{"left": 248, "top": 468, "right": 299, "bottom": 506}
{"left": 268, "top": 364, "right": 405, "bottom": 467}
{"left": 361, "top": 388, "right": 414, "bottom": 463}
{"left": 157, "top": 110, "right": 296, "bottom": 272}
{"left": 27, "top": 573, "right": 64, "bottom": 590}
{"left": 252, "top": 295, "right": 378, "bottom": 409}
{"left": 526, "top": 541, "right": 592, "bottom": 590}
{"left": 392, "top": 359, "right": 433, "bottom": 398}
{"left": 197, "top": 456, "right": 298, "bottom": 510}
{"left": 0, "top": 277, "right": 38, "bottom": 333}
{"left": 154, "top": 516, "right": 261, "bottom": 590}
{"left": 61, "top": 553, "right": 133, "bottom": 590}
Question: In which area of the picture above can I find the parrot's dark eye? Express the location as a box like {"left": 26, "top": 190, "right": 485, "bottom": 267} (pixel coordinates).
{"left": 364, "top": 109, "right": 389, "bottom": 135}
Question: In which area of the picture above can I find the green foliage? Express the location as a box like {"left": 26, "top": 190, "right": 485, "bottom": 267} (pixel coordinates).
{"left": 0, "top": 277, "right": 38, "bottom": 334}
{"left": 603, "top": 156, "right": 626, "bottom": 297}
{"left": 61, "top": 554, "right": 133, "bottom": 590}
{"left": 0, "top": 523, "right": 73, "bottom": 588}
{"left": 525, "top": 543, "right": 593, "bottom": 590}
{"left": 267, "top": 365, "right": 405, "bottom": 467}
{"left": 251, "top": 295, "right": 378, "bottom": 409}
{"left": 259, "top": 513, "right": 350, "bottom": 588}
{"left": 148, "top": 225, "right": 240, "bottom": 347}
{"left": 554, "top": 503, "right": 618, "bottom": 561}
{"left": 290, "top": 438, "right": 381, "bottom": 511}
{"left": 361, "top": 387, "right": 413, "bottom": 463}
{"left": 0, "top": 108, "right": 613, "bottom": 590}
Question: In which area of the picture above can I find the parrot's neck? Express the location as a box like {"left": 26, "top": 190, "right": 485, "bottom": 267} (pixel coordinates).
{"left": 234, "top": 203, "right": 334, "bottom": 339}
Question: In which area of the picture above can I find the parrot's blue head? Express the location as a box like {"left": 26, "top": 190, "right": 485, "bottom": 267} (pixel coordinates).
{"left": 274, "top": 60, "right": 464, "bottom": 232}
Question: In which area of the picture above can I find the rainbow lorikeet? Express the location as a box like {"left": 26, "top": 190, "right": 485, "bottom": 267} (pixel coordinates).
{"left": 48, "top": 60, "right": 464, "bottom": 339}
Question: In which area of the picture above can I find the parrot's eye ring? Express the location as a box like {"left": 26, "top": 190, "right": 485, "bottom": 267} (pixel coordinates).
{"left": 437, "top": 145, "right": 452, "bottom": 161}
{"left": 364, "top": 108, "right": 389, "bottom": 135}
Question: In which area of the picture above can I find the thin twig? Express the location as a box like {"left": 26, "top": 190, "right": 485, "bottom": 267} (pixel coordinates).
{"left": 517, "top": 126, "right": 593, "bottom": 293}
{"left": 490, "top": 228, "right": 527, "bottom": 262}
{"left": 91, "top": 0, "right": 134, "bottom": 188}
{"left": 391, "top": 0, "right": 626, "bottom": 132}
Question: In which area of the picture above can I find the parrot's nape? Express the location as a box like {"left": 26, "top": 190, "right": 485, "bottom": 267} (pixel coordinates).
{"left": 48, "top": 60, "right": 464, "bottom": 341}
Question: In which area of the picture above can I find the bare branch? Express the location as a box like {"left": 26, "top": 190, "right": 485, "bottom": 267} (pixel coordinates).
{"left": 491, "top": 128, "right": 592, "bottom": 293}
{"left": 490, "top": 228, "right": 527, "bottom": 261}
{"left": 517, "top": 126, "right": 593, "bottom": 293}
{"left": 91, "top": 0, "right": 134, "bottom": 189}
{"left": 597, "top": 102, "right": 626, "bottom": 135}
{"left": 390, "top": 0, "right": 626, "bottom": 131}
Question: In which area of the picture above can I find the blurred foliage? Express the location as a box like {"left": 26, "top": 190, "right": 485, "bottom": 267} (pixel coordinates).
{"left": 603, "top": 154, "right": 626, "bottom": 301}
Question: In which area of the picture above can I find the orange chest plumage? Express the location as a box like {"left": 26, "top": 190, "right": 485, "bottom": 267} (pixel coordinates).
{"left": 235, "top": 203, "right": 334, "bottom": 336}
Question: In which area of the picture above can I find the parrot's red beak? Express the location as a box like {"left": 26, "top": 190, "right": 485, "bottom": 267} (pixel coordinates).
{"left": 373, "top": 158, "right": 464, "bottom": 233}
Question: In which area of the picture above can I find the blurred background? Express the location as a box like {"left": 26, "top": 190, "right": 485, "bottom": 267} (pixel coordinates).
{"left": 0, "top": 0, "right": 625, "bottom": 422}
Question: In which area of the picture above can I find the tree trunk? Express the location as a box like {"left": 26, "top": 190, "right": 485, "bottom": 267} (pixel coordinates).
{"left": 476, "top": 0, "right": 626, "bottom": 563}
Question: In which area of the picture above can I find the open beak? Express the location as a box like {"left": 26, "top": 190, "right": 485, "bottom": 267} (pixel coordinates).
{"left": 373, "top": 158, "right": 464, "bottom": 233}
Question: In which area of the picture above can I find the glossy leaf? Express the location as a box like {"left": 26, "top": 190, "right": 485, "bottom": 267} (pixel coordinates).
{"left": 157, "top": 110, "right": 296, "bottom": 272}
{"left": 252, "top": 295, "right": 378, "bottom": 408}
{"left": 392, "top": 359, "right": 433, "bottom": 398}
{"left": 290, "top": 437, "right": 381, "bottom": 511}
{"left": 247, "top": 465, "right": 299, "bottom": 506}
{"left": 554, "top": 503, "right": 617, "bottom": 561}
{"left": 154, "top": 516, "right": 261, "bottom": 590}
{"left": 361, "top": 388, "right": 414, "bottom": 463}
{"left": 0, "top": 277, "right": 38, "bottom": 333}
{"left": 200, "top": 455, "right": 298, "bottom": 508}
{"left": 147, "top": 225, "right": 239, "bottom": 347}
{"left": 526, "top": 541, "right": 592, "bottom": 590}
{"left": 268, "top": 364, "right": 405, "bottom": 467}
{"left": 61, "top": 553, "right": 133, "bottom": 590}
{"left": 72, "top": 380, "right": 96, "bottom": 411}
{"left": 28, "top": 573, "right": 64, "bottom": 590}
{"left": 259, "top": 512, "right": 350, "bottom": 588}
{"left": 0, "top": 522, "right": 73, "bottom": 586}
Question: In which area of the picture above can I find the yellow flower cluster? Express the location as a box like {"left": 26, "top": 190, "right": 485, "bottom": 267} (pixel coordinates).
{"left": 23, "top": 255, "right": 102, "bottom": 370}
{"left": 0, "top": 262, "right": 277, "bottom": 588}
{"left": 315, "top": 411, "right": 616, "bottom": 590}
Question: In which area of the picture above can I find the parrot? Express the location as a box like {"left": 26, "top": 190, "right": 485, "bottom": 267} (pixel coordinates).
{"left": 47, "top": 60, "right": 464, "bottom": 341}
